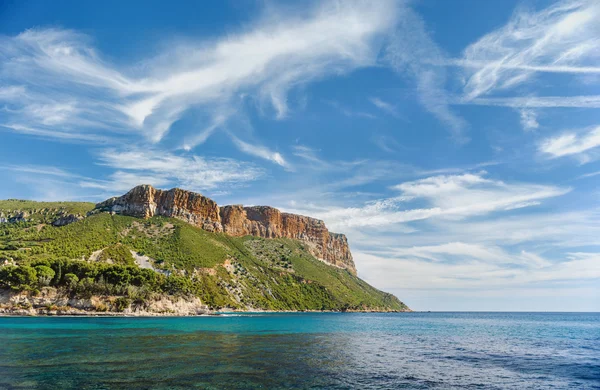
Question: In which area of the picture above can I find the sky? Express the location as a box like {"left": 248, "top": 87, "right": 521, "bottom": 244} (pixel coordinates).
{"left": 0, "top": 0, "right": 599, "bottom": 311}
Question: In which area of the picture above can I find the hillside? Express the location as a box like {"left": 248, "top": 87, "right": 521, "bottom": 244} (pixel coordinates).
{"left": 0, "top": 191, "right": 409, "bottom": 315}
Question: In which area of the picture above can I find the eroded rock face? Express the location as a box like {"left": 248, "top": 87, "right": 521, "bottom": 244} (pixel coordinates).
{"left": 96, "top": 185, "right": 223, "bottom": 232}
{"left": 52, "top": 213, "right": 84, "bottom": 227}
{"left": 95, "top": 185, "right": 356, "bottom": 274}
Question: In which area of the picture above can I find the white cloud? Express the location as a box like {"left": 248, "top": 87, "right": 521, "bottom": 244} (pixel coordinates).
{"left": 228, "top": 134, "right": 288, "bottom": 168}
{"left": 1, "top": 164, "right": 81, "bottom": 179}
{"left": 182, "top": 112, "right": 229, "bottom": 151}
{"left": 446, "top": 58, "right": 600, "bottom": 75}
{"left": 519, "top": 109, "right": 539, "bottom": 131}
{"left": 385, "top": 242, "right": 510, "bottom": 263}
{"left": 0, "top": 85, "right": 26, "bottom": 99}
{"left": 369, "top": 97, "right": 399, "bottom": 117}
{"left": 0, "top": 124, "right": 112, "bottom": 143}
{"left": 577, "top": 170, "right": 600, "bottom": 179}
{"left": 460, "top": 0, "right": 600, "bottom": 100}
{"left": 393, "top": 173, "right": 569, "bottom": 217}
{"left": 291, "top": 145, "right": 334, "bottom": 170}
{"left": 80, "top": 171, "right": 173, "bottom": 193}
{"left": 385, "top": 5, "right": 466, "bottom": 139}
{"left": 2, "top": 28, "right": 141, "bottom": 93}
{"left": 323, "top": 100, "right": 376, "bottom": 119}
{"left": 356, "top": 249, "right": 600, "bottom": 291}
{"left": 84, "top": 148, "right": 265, "bottom": 193}
{"left": 430, "top": 210, "right": 600, "bottom": 249}
{"left": 290, "top": 172, "right": 569, "bottom": 231}
{"left": 372, "top": 242, "right": 552, "bottom": 268}
{"left": 0, "top": 1, "right": 399, "bottom": 147}
{"left": 32, "top": 103, "right": 77, "bottom": 125}
{"left": 459, "top": 95, "right": 600, "bottom": 108}
{"left": 538, "top": 125, "right": 600, "bottom": 161}
{"left": 338, "top": 209, "right": 600, "bottom": 253}
{"left": 371, "top": 135, "right": 403, "bottom": 153}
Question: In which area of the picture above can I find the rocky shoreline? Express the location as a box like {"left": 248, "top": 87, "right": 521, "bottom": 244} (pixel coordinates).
{"left": 0, "top": 288, "right": 409, "bottom": 317}
{"left": 0, "top": 310, "right": 408, "bottom": 317}
{"left": 0, "top": 288, "right": 210, "bottom": 317}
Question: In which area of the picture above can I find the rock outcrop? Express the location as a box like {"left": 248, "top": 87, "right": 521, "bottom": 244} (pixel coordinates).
{"left": 7, "top": 211, "right": 28, "bottom": 223}
{"left": 95, "top": 185, "right": 356, "bottom": 274}
{"left": 96, "top": 185, "right": 222, "bottom": 232}
{"left": 52, "top": 213, "right": 84, "bottom": 227}
{"left": 0, "top": 288, "right": 209, "bottom": 316}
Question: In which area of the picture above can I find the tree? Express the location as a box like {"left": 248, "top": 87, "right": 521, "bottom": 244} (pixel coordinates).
{"left": 64, "top": 273, "right": 79, "bottom": 290}
{"left": 35, "top": 265, "right": 55, "bottom": 286}
{"left": 164, "top": 275, "right": 194, "bottom": 295}
{"left": 53, "top": 262, "right": 62, "bottom": 285}
{"left": 0, "top": 265, "right": 38, "bottom": 291}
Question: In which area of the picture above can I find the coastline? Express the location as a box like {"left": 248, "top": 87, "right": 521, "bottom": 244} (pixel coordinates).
{"left": 0, "top": 305, "right": 410, "bottom": 317}
{"left": 1, "top": 287, "right": 409, "bottom": 316}
{"left": 0, "top": 308, "right": 410, "bottom": 317}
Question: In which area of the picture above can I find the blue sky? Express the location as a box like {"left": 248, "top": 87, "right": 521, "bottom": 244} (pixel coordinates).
{"left": 1, "top": 0, "right": 599, "bottom": 311}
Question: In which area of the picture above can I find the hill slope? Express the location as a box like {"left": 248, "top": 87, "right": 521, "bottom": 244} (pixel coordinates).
{"left": 0, "top": 200, "right": 408, "bottom": 315}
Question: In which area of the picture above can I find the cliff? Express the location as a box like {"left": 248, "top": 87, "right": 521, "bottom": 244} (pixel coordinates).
{"left": 95, "top": 185, "right": 356, "bottom": 275}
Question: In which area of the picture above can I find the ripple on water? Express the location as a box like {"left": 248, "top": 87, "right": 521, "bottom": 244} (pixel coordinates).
{"left": 0, "top": 312, "right": 598, "bottom": 389}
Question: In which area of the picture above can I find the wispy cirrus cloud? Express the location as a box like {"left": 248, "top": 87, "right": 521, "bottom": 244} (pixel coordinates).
{"left": 459, "top": 95, "right": 600, "bottom": 108}
{"left": 370, "top": 241, "right": 552, "bottom": 268}
{"left": 369, "top": 97, "right": 401, "bottom": 118}
{"left": 447, "top": 58, "right": 600, "bottom": 75}
{"left": 291, "top": 145, "right": 335, "bottom": 170}
{"left": 357, "top": 249, "right": 600, "bottom": 291}
{"left": 1, "top": 164, "right": 82, "bottom": 179}
{"left": 385, "top": 5, "right": 466, "bottom": 139}
{"left": 0, "top": 1, "right": 400, "bottom": 163}
{"left": 228, "top": 134, "right": 288, "bottom": 168}
{"left": 0, "top": 123, "right": 113, "bottom": 143}
{"left": 538, "top": 125, "right": 600, "bottom": 162}
{"left": 323, "top": 100, "right": 376, "bottom": 120}
{"left": 393, "top": 173, "right": 569, "bottom": 215}
{"left": 287, "top": 172, "right": 569, "bottom": 231}
{"left": 459, "top": 0, "right": 600, "bottom": 100}
{"left": 1, "top": 154, "right": 263, "bottom": 201}
{"left": 81, "top": 148, "right": 265, "bottom": 194}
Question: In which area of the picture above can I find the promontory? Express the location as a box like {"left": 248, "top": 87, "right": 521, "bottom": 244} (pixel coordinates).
{"left": 0, "top": 185, "right": 409, "bottom": 315}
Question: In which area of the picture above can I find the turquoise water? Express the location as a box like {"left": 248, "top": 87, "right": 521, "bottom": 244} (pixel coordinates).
{"left": 0, "top": 312, "right": 598, "bottom": 389}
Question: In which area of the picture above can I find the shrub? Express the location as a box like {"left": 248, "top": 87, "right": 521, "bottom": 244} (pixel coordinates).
{"left": 76, "top": 277, "right": 96, "bottom": 298}
{"left": 113, "top": 297, "right": 131, "bottom": 312}
{"left": 64, "top": 273, "right": 79, "bottom": 290}
{"left": 94, "top": 303, "right": 108, "bottom": 312}
{"left": 98, "top": 244, "right": 135, "bottom": 265}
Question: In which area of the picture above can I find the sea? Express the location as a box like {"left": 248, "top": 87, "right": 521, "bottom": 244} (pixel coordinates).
{"left": 0, "top": 312, "right": 598, "bottom": 389}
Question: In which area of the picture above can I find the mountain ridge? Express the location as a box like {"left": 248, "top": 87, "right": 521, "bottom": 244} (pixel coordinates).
{"left": 95, "top": 185, "right": 356, "bottom": 275}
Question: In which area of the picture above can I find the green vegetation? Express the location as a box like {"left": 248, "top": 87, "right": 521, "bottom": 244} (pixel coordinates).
{"left": 0, "top": 199, "right": 95, "bottom": 225}
{"left": 97, "top": 244, "right": 135, "bottom": 265}
{"left": 0, "top": 201, "right": 408, "bottom": 312}
{"left": 0, "top": 199, "right": 95, "bottom": 215}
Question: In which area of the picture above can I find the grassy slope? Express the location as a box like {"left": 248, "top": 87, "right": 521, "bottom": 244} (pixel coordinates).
{"left": 0, "top": 203, "right": 408, "bottom": 311}
{"left": 0, "top": 200, "right": 95, "bottom": 216}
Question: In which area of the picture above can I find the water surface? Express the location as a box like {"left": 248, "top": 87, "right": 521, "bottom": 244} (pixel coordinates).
{"left": 0, "top": 312, "right": 598, "bottom": 389}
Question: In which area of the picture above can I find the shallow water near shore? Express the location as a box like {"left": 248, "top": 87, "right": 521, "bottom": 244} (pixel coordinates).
{"left": 0, "top": 312, "right": 598, "bottom": 389}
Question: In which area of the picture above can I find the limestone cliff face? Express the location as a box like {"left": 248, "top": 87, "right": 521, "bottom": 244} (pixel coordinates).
{"left": 95, "top": 185, "right": 356, "bottom": 275}
{"left": 96, "top": 185, "right": 222, "bottom": 232}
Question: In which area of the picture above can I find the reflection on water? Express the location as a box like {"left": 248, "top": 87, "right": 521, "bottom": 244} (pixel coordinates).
{"left": 0, "top": 313, "right": 598, "bottom": 389}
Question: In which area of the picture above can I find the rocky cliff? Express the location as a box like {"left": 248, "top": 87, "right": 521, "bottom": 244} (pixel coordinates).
{"left": 95, "top": 185, "right": 356, "bottom": 274}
